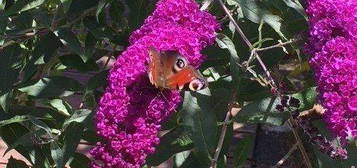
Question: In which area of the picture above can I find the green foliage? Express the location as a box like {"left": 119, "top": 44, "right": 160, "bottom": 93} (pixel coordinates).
{"left": 0, "top": 0, "right": 355, "bottom": 167}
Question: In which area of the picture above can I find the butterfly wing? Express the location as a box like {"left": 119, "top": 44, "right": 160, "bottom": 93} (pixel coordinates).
{"left": 166, "top": 66, "right": 204, "bottom": 90}
{"left": 148, "top": 48, "right": 177, "bottom": 88}
{"left": 148, "top": 47, "right": 161, "bottom": 88}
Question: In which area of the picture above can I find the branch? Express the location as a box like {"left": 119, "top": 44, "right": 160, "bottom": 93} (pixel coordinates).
{"left": 255, "top": 39, "right": 297, "bottom": 52}
{"left": 288, "top": 119, "right": 313, "bottom": 168}
{"left": 210, "top": 90, "right": 238, "bottom": 168}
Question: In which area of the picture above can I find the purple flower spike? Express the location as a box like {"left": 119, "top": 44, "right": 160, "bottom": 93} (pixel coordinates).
{"left": 89, "top": 0, "right": 219, "bottom": 167}
{"left": 306, "top": 0, "right": 357, "bottom": 144}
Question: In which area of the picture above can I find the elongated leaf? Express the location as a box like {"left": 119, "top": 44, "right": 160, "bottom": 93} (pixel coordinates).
{"left": 0, "top": 92, "right": 10, "bottom": 112}
{"left": 6, "top": 156, "right": 29, "bottom": 168}
{"left": 1, "top": 124, "right": 34, "bottom": 164}
{"left": 60, "top": 0, "right": 72, "bottom": 13}
{"left": 125, "top": 0, "right": 154, "bottom": 30}
{"left": 23, "top": 32, "right": 62, "bottom": 81}
{"left": 54, "top": 28, "right": 89, "bottom": 62}
{"left": 63, "top": 109, "right": 92, "bottom": 128}
{"left": 0, "top": 115, "right": 30, "bottom": 127}
{"left": 147, "top": 127, "right": 194, "bottom": 166}
{"left": 216, "top": 33, "right": 241, "bottom": 85}
{"left": 69, "top": 153, "right": 90, "bottom": 168}
{"left": 235, "top": 87, "right": 317, "bottom": 125}
{"left": 60, "top": 122, "right": 84, "bottom": 168}
{"left": 96, "top": 0, "right": 110, "bottom": 22}
{"left": 181, "top": 90, "right": 218, "bottom": 165}
{"left": 86, "top": 70, "right": 108, "bottom": 90}
{"left": 0, "top": 45, "right": 21, "bottom": 95}
{"left": 282, "top": 0, "right": 307, "bottom": 19}
{"left": 5, "top": 0, "right": 46, "bottom": 16}
{"left": 48, "top": 99, "right": 72, "bottom": 116}
{"left": 18, "top": 76, "right": 83, "bottom": 98}
{"left": 234, "top": 0, "right": 286, "bottom": 39}
{"left": 51, "top": 142, "right": 63, "bottom": 168}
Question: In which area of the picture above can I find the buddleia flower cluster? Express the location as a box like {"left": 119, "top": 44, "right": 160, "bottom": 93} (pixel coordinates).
{"left": 306, "top": 0, "right": 357, "bottom": 144}
{"left": 89, "top": 0, "right": 219, "bottom": 167}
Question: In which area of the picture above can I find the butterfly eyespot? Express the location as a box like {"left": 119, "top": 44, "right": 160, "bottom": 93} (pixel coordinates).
{"left": 174, "top": 57, "right": 188, "bottom": 72}
{"left": 189, "top": 79, "right": 207, "bottom": 91}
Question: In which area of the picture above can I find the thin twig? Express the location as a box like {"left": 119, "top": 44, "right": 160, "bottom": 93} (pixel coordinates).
{"left": 255, "top": 39, "right": 297, "bottom": 52}
{"left": 288, "top": 119, "right": 313, "bottom": 168}
{"left": 210, "top": 90, "right": 238, "bottom": 168}
{"left": 272, "top": 142, "right": 298, "bottom": 168}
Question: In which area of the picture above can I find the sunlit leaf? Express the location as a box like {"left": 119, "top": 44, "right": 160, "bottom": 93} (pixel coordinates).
{"left": 18, "top": 76, "right": 83, "bottom": 98}
{"left": 0, "top": 115, "right": 30, "bottom": 127}
{"left": 234, "top": 0, "right": 286, "bottom": 39}
{"left": 146, "top": 127, "right": 194, "bottom": 166}
{"left": 63, "top": 109, "right": 92, "bottom": 128}
{"left": 48, "top": 99, "right": 72, "bottom": 117}
{"left": 54, "top": 28, "right": 89, "bottom": 62}
{"left": 50, "top": 142, "right": 63, "bottom": 168}
{"left": 5, "top": 0, "right": 46, "bottom": 16}
{"left": 181, "top": 90, "right": 218, "bottom": 165}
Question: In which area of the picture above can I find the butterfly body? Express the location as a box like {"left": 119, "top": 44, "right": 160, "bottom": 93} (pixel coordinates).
{"left": 148, "top": 48, "right": 207, "bottom": 91}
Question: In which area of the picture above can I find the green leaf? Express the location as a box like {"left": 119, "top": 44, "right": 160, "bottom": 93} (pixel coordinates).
{"left": 179, "top": 152, "right": 208, "bottom": 168}
{"left": 66, "top": 0, "right": 98, "bottom": 18}
{"left": 0, "top": 115, "right": 30, "bottom": 127}
{"left": 0, "top": 45, "right": 21, "bottom": 95}
{"left": 235, "top": 87, "right": 317, "bottom": 125}
{"left": 18, "top": 76, "right": 83, "bottom": 98}
{"left": 282, "top": 0, "right": 307, "bottom": 20}
{"left": 216, "top": 33, "right": 241, "bottom": 85}
{"left": 83, "top": 16, "right": 115, "bottom": 40}
{"left": 6, "top": 156, "right": 29, "bottom": 168}
{"left": 63, "top": 109, "right": 92, "bottom": 128}
{"left": 1, "top": 124, "right": 34, "bottom": 164}
{"left": 50, "top": 142, "right": 63, "bottom": 168}
{"left": 60, "top": 0, "right": 72, "bottom": 13}
{"left": 4, "top": 0, "right": 46, "bottom": 16}
{"left": 146, "top": 127, "right": 194, "bottom": 166}
{"left": 174, "top": 151, "right": 191, "bottom": 167}
{"left": 0, "top": 92, "right": 11, "bottom": 112}
{"left": 59, "top": 54, "right": 99, "bottom": 72}
{"left": 48, "top": 99, "right": 72, "bottom": 116}
{"left": 232, "top": 135, "right": 255, "bottom": 166}
{"left": 96, "top": 0, "right": 110, "bottom": 22}
{"left": 0, "top": 14, "right": 9, "bottom": 34}
{"left": 84, "top": 32, "right": 97, "bottom": 60}
{"left": 60, "top": 122, "right": 84, "bottom": 168}
{"left": 125, "top": 0, "right": 154, "bottom": 30}
{"left": 54, "top": 28, "right": 89, "bottom": 62}
{"left": 86, "top": 70, "right": 108, "bottom": 91}
{"left": 69, "top": 153, "right": 90, "bottom": 168}
{"left": 234, "top": 0, "right": 286, "bottom": 39}
{"left": 181, "top": 90, "right": 218, "bottom": 165}
{"left": 23, "top": 32, "right": 62, "bottom": 81}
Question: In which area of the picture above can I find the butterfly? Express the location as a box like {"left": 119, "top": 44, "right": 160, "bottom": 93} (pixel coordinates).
{"left": 147, "top": 47, "right": 207, "bottom": 91}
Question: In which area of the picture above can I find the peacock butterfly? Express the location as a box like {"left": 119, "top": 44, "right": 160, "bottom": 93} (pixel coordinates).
{"left": 148, "top": 47, "right": 207, "bottom": 91}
